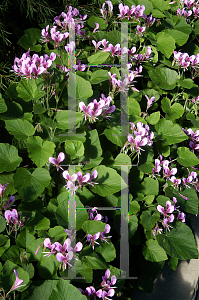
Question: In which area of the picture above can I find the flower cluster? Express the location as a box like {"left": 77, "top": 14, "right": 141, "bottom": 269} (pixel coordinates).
{"left": 49, "top": 153, "right": 98, "bottom": 194}
{"left": 42, "top": 237, "right": 82, "bottom": 270}
{"left": 172, "top": 50, "right": 199, "bottom": 77}
{"left": 79, "top": 269, "right": 117, "bottom": 300}
{"left": 42, "top": 5, "right": 88, "bottom": 44}
{"left": 12, "top": 49, "right": 56, "bottom": 79}
{"left": 4, "top": 209, "right": 25, "bottom": 230}
{"left": 182, "top": 128, "right": 199, "bottom": 152}
{"left": 41, "top": 25, "right": 69, "bottom": 46}
{"left": 79, "top": 94, "right": 115, "bottom": 122}
{"left": 154, "top": 197, "right": 186, "bottom": 233}
{"left": 97, "top": 39, "right": 152, "bottom": 63}
{"left": 176, "top": 0, "right": 199, "bottom": 20}
{"left": 63, "top": 169, "right": 98, "bottom": 195}
{"left": 87, "top": 207, "right": 111, "bottom": 249}
{"left": 108, "top": 68, "right": 142, "bottom": 94}
{"left": 152, "top": 155, "right": 199, "bottom": 192}
{"left": 122, "top": 122, "right": 154, "bottom": 155}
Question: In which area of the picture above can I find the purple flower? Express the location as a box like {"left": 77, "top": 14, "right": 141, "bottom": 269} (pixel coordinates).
{"left": 56, "top": 251, "right": 73, "bottom": 270}
{"left": 163, "top": 214, "right": 174, "bottom": 229}
{"left": 157, "top": 201, "right": 175, "bottom": 216}
{"left": 177, "top": 212, "right": 186, "bottom": 222}
{"left": 100, "top": 224, "right": 112, "bottom": 243}
{"left": 0, "top": 183, "right": 9, "bottom": 198}
{"left": 3, "top": 195, "right": 15, "bottom": 209}
{"left": 10, "top": 269, "right": 25, "bottom": 291}
{"left": 145, "top": 95, "right": 155, "bottom": 110}
{"left": 87, "top": 232, "right": 100, "bottom": 249}
{"left": 42, "top": 238, "right": 57, "bottom": 257}
{"left": 49, "top": 152, "right": 65, "bottom": 171}
{"left": 137, "top": 25, "right": 146, "bottom": 35}
{"left": 4, "top": 209, "right": 19, "bottom": 225}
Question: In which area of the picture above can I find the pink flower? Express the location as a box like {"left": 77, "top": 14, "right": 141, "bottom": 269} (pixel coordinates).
{"left": 137, "top": 25, "right": 146, "bottom": 35}
{"left": 56, "top": 251, "right": 73, "bottom": 270}
{"left": 0, "top": 183, "right": 9, "bottom": 198}
{"left": 177, "top": 212, "right": 186, "bottom": 222}
{"left": 145, "top": 95, "right": 155, "bottom": 110}
{"left": 93, "top": 22, "right": 99, "bottom": 33}
{"left": 49, "top": 152, "right": 65, "bottom": 171}
{"left": 87, "top": 232, "right": 100, "bottom": 249}
{"left": 10, "top": 269, "right": 25, "bottom": 291}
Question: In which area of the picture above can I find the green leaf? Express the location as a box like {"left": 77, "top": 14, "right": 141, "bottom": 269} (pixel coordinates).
{"left": 177, "top": 78, "right": 194, "bottom": 89}
{"left": 87, "top": 16, "right": 107, "bottom": 29}
{"left": 37, "top": 255, "right": 59, "bottom": 279}
{"left": 27, "top": 136, "right": 55, "bottom": 167}
{"left": 0, "top": 95, "right": 7, "bottom": 113}
{"left": 16, "top": 229, "right": 35, "bottom": 249}
{"left": 0, "top": 143, "right": 22, "bottom": 173}
{"left": 164, "top": 29, "right": 189, "bottom": 47}
{"left": 95, "top": 242, "right": 116, "bottom": 262}
{"left": 76, "top": 74, "right": 93, "bottom": 99}
{"left": 168, "top": 256, "right": 178, "bottom": 271}
{"left": 82, "top": 255, "right": 108, "bottom": 270}
{"left": 13, "top": 168, "right": 51, "bottom": 202}
{"left": 0, "top": 215, "right": 6, "bottom": 233}
{"left": 55, "top": 200, "right": 68, "bottom": 227}
{"left": 27, "top": 212, "right": 50, "bottom": 231}
{"left": 65, "top": 140, "right": 84, "bottom": 159}
{"left": 104, "top": 127, "right": 127, "bottom": 147}
{"left": 0, "top": 235, "right": 10, "bottom": 256}
{"left": 1, "top": 245, "right": 23, "bottom": 265}
{"left": 76, "top": 197, "right": 89, "bottom": 231}
{"left": 157, "top": 222, "right": 198, "bottom": 259}
{"left": 33, "top": 104, "right": 46, "bottom": 114}
{"left": 177, "top": 147, "right": 199, "bottom": 167}
{"left": 145, "top": 195, "right": 155, "bottom": 205}
{"left": 88, "top": 52, "right": 109, "bottom": 64}
{"left": 140, "top": 211, "right": 160, "bottom": 231}
{"left": 90, "top": 165, "right": 127, "bottom": 197}
{"left": 161, "top": 98, "right": 184, "bottom": 121}
{"left": 105, "top": 30, "right": 121, "bottom": 45}
{"left": 141, "top": 177, "right": 159, "bottom": 195}
{"left": 152, "top": 9, "right": 165, "bottom": 18}
{"left": 129, "top": 98, "right": 141, "bottom": 116}
{"left": 83, "top": 129, "right": 102, "bottom": 160}
{"left": 82, "top": 220, "right": 106, "bottom": 235}
{"left": 21, "top": 280, "right": 58, "bottom": 300}
{"left": 174, "top": 18, "right": 192, "bottom": 35}
{"left": 17, "top": 78, "right": 44, "bottom": 101}
{"left": 142, "top": 239, "right": 168, "bottom": 262}
{"left": 113, "top": 153, "right": 132, "bottom": 167}
{"left": 155, "top": 119, "right": 188, "bottom": 145}
{"left": 148, "top": 68, "right": 178, "bottom": 90}
{"left": 90, "top": 70, "right": 110, "bottom": 84}
{"left": 5, "top": 119, "right": 35, "bottom": 140}
{"left": 156, "top": 140, "right": 170, "bottom": 157}
{"left": 129, "top": 215, "right": 138, "bottom": 238}
{"left": 156, "top": 32, "right": 175, "bottom": 58}
{"left": 146, "top": 111, "right": 160, "bottom": 125}
{"left": 49, "top": 279, "right": 87, "bottom": 300}
{"left": 165, "top": 186, "right": 198, "bottom": 215}
{"left": 55, "top": 110, "right": 83, "bottom": 130}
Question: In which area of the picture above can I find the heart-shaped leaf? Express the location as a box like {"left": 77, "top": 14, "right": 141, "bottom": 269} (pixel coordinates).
{"left": 13, "top": 168, "right": 51, "bottom": 202}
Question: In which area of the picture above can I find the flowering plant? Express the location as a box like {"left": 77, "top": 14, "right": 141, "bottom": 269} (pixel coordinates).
{"left": 0, "top": 0, "right": 198, "bottom": 299}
